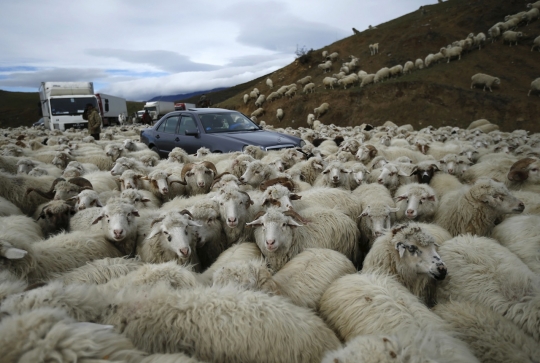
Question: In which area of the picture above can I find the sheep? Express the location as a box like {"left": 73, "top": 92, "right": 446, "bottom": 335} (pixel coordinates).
{"left": 319, "top": 273, "right": 479, "bottom": 362}
{"left": 176, "top": 161, "right": 217, "bottom": 196}
{"left": 394, "top": 183, "right": 438, "bottom": 222}
{"left": 415, "top": 58, "right": 424, "bottom": 70}
{"left": 470, "top": 73, "right": 500, "bottom": 92}
{"left": 440, "top": 46, "right": 462, "bottom": 63}
{"left": 488, "top": 25, "right": 501, "bottom": 42}
{"left": 532, "top": 36, "right": 540, "bottom": 51}
{"left": 374, "top": 67, "right": 390, "bottom": 83}
{"left": 55, "top": 257, "right": 144, "bottom": 285}
{"left": 275, "top": 108, "right": 284, "bottom": 123}
{"left": 314, "top": 102, "right": 330, "bottom": 118}
{"left": 327, "top": 51, "right": 339, "bottom": 61}
{"left": 369, "top": 43, "right": 379, "bottom": 55}
{"left": 318, "top": 60, "right": 333, "bottom": 73}
{"left": 506, "top": 157, "right": 540, "bottom": 192}
{"left": 213, "top": 185, "right": 256, "bottom": 244}
{"left": 0, "top": 171, "right": 57, "bottom": 215}
{"left": 0, "top": 308, "right": 143, "bottom": 363}
{"left": 0, "top": 229, "right": 124, "bottom": 282}
{"left": 434, "top": 300, "right": 540, "bottom": 363}
{"left": 337, "top": 74, "right": 359, "bottom": 89}
{"left": 110, "top": 156, "right": 151, "bottom": 176}
{"left": 322, "top": 50, "right": 328, "bottom": 59}
{"left": 265, "top": 77, "right": 273, "bottom": 89}
{"left": 403, "top": 61, "right": 414, "bottom": 74}
{"left": 302, "top": 82, "right": 315, "bottom": 93}
{"left": 313, "top": 160, "right": 352, "bottom": 189}
{"left": 243, "top": 93, "right": 249, "bottom": 104}
{"left": 33, "top": 199, "right": 74, "bottom": 238}
{"left": 528, "top": 77, "right": 540, "bottom": 96}
{"left": 502, "top": 30, "right": 523, "bottom": 46}
{"left": 254, "top": 94, "right": 266, "bottom": 107}
{"left": 251, "top": 107, "right": 265, "bottom": 118}
{"left": 0, "top": 196, "right": 23, "bottom": 216}
{"left": 528, "top": 1, "right": 540, "bottom": 10}
{"left": 51, "top": 151, "right": 113, "bottom": 171}
{"left": 284, "top": 86, "right": 297, "bottom": 99}
{"left": 353, "top": 183, "right": 398, "bottom": 248}
{"left": 322, "top": 328, "right": 478, "bottom": 363}
{"left": 425, "top": 52, "right": 444, "bottom": 67}
{"left": 434, "top": 178, "right": 523, "bottom": 237}
{"left": 389, "top": 64, "right": 403, "bottom": 77}
{"left": 363, "top": 223, "right": 447, "bottom": 307}
{"left": 247, "top": 206, "right": 360, "bottom": 271}
{"left": 213, "top": 248, "right": 356, "bottom": 310}
{"left": 360, "top": 73, "right": 376, "bottom": 87}
{"left": 437, "top": 234, "right": 540, "bottom": 342}
{"left": 492, "top": 214, "right": 540, "bottom": 274}
{"left": 296, "top": 75, "right": 312, "bottom": 86}
{"left": 322, "top": 76, "right": 338, "bottom": 89}
{"left": 239, "top": 159, "right": 280, "bottom": 187}
{"left": 522, "top": 7, "right": 539, "bottom": 24}
{"left": 16, "top": 158, "right": 62, "bottom": 177}
{"left": 137, "top": 209, "right": 202, "bottom": 270}
{"left": 120, "top": 188, "right": 161, "bottom": 210}
{"left": 0, "top": 215, "right": 43, "bottom": 250}
{"left": 249, "top": 89, "right": 258, "bottom": 100}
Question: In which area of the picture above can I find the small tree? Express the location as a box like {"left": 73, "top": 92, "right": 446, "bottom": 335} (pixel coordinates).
{"left": 295, "top": 45, "right": 314, "bottom": 64}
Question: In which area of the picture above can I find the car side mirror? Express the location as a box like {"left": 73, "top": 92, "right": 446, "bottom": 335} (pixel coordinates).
{"left": 185, "top": 129, "right": 199, "bottom": 136}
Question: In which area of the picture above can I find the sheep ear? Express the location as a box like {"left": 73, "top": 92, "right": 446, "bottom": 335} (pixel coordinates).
{"left": 92, "top": 214, "right": 104, "bottom": 225}
{"left": 146, "top": 228, "right": 162, "bottom": 240}
{"left": 427, "top": 195, "right": 436, "bottom": 201}
{"left": 290, "top": 194, "right": 302, "bottom": 200}
{"left": 286, "top": 218, "right": 303, "bottom": 227}
{"left": 395, "top": 242, "right": 406, "bottom": 258}
{"left": 132, "top": 210, "right": 140, "bottom": 217}
{"left": 246, "top": 217, "right": 264, "bottom": 227}
{"left": 188, "top": 220, "right": 202, "bottom": 227}
{"left": 95, "top": 200, "right": 103, "bottom": 207}
{"left": 141, "top": 198, "right": 151, "bottom": 203}
{"left": 3, "top": 247, "right": 28, "bottom": 260}
{"left": 359, "top": 206, "right": 371, "bottom": 218}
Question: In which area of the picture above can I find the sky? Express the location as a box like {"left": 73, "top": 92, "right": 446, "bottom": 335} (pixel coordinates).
{"left": 0, "top": 0, "right": 435, "bottom": 101}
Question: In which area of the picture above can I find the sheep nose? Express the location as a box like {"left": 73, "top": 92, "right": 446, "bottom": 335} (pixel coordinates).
{"left": 406, "top": 209, "right": 415, "bottom": 216}
{"left": 162, "top": 187, "right": 169, "bottom": 194}
{"left": 239, "top": 177, "right": 245, "bottom": 182}
{"left": 518, "top": 202, "right": 525, "bottom": 211}
{"left": 113, "top": 229, "right": 124, "bottom": 238}
{"left": 447, "top": 169, "right": 454, "bottom": 174}
{"left": 78, "top": 205, "right": 86, "bottom": 210}
{"left": 179, "top": 248, "right": 190, "bottom": 257}
{"left": 197, "top": 181, "right": 205, "bottom": 187}
{"left": 266, "top": 239, "right": 276, "bottom": 247}
{"left": 126, "top": 184, "right": 133, "bottom": 189}
{"left": 377, "top": 179, "right": 384, "bottom": 184}
{"left": 228, "top": 217, "right": 237, "bottom": 223}
{"left": 435, "top": 265, "right": 447, "bottom": 280}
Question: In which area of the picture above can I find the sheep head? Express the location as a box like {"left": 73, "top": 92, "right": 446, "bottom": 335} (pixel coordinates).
{"left": 470, "top": 178, "right": 524, "bottom": 214}
{"left": 359, "top": 204, "right": 399, "bottom": 239}
{"left": 92, "top": 199, "right": 140, "bottom": 246}
{"left": 507, "top": 157, "right": 540, "bottom": 183}
{"left": 181, "top": 161, "right": 217, "bottom": 191}
{"left": 26, "top": 177, "right": 92, "bottom": 201}
{"left": 214, "top": 187, "right": 254, "bottom": 228}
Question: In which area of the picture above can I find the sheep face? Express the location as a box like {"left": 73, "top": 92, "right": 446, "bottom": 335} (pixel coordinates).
{"left": 356, "top": 145, "right": 377, "bottom": 162}
{"left": 359, "top": 205, "right": 399, "bottom": 238}
{"left": 147, "top": 170, "right": 173, "bottom": 195}
{"left": 119, "top": 170, "right": 143, "bottom": 190}
{"left": 508, "top": 157, "right": 540, "bottom": 184}
{"left": 391, "top": 224, "right": 447, "bottom": 281}
{"left": 261, "top": 185, "right": 300, "bottom": 211}
{"left": 168, "top": 147, "right": 190, "bottom": 163}
{"left": 51, "top": 152, "right": 70, "bottom": 169}
{"left": 439, "top": 154, "right": 459, "bottom": 175}
{"left": 375, "top": 164, "right": 400, "bottom": 189}
{"left": 35, "top": 200, "right": 73, "bottom": 238}
{"left": 214, "top": 188, "right": 254, "bottom": 228}
{"left": 53, "top": 181, "right": 83, "bottom": 201}
{"left": 120, "top": 189, "right": 151, "bottom": 209}
{"left": 247, "top": 209, "right": 303, "bottom": 253}
{"left": 105, "top": 144, "right": 123, "bottom": 161}
{"left": 240, "top": 161, "right": 275, "bottom": 187}
{"left": 69, "top": 190, "right": 102, "bottom": 211}
{"left": 110, "top": 158, "right": 131, "bottom": 176}
{"left": 188, "top": 203, "right": 222, "bottom": 247}
{"left": 123, "top": 139, "right": 137, "bottom": 151}
{"left": 92, "top": 201, "right": 140, "bottom": 242}
{"left": 322, "top": 162, "right": 351, "bottom": 188}
{"left": 350, "top": 164, "right": 370, "bottom": 186}
{"left": 395, "top": 185, "right": 437, "bottom": 221}
{"left": 147, "top": 212, "right": 201, "bottom": 260}
{"left": 470, "top": 179, "right": 524, "bottom": 214}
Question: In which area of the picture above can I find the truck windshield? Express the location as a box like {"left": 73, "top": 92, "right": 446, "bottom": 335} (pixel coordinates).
{"left": 144, "top": 107, "right": 157, "bottom": 113}
{"left": 50, "top": 97, "right": 97, "bottom": 116}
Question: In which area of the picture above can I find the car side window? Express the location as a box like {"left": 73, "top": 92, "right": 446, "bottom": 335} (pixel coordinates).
{"left": 161, "top": 116, "right": 180, "bottom": 134}
{"left": 178, "top": 115, "right": 198, "bottom": 135}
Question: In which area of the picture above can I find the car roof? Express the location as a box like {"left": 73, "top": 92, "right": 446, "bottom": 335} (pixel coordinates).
{"left": 177, "top": 108, "right": 234, "bottom": 114}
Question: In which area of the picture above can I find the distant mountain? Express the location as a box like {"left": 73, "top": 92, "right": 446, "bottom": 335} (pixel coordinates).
{"left": 148, "top": 88, "right": 228, "bottom": 103}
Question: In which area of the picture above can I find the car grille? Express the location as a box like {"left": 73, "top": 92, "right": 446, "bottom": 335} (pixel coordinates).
{"left": 264, "top": 144, "right": 297, "bottom": 151}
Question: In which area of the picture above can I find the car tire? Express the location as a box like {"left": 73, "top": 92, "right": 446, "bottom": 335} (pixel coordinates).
{"left": 151, "top": 146, "right": 161, "bottom": 158}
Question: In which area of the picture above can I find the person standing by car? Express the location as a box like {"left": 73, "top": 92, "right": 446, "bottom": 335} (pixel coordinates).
{"left": 86, "top": 104, "right": 102, "bottom": 140}
{"left": 142, "top": 109, "right": 152, "bottom": 125}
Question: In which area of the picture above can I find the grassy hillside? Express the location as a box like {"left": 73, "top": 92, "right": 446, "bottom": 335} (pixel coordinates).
{"left": 1, "top": 0, "right": 538, "bottom": 132}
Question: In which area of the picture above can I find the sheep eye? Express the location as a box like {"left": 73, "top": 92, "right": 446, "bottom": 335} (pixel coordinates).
{"left": 220, "top": 202, "right": 223, "bottom": 206}
{"left": 254, "top": 171, "right": 260, "bottom": 174}
{"left": 532, "top": 169, "right": 538, "bottom": 172}
{"left": 408, "top": 245, "right": 417, "bottom": 253}
{"left": 163, "top": 231, "right": 169, "bottom": 235}
{"left": 135, "top": 198, "right": 140, "bottom": 202}
{"left": 323, "top": 170, "right": 330, "bottom": 174}
{"left": 105, "top": 215, "right": 109, "bottom": 218}
{"left": 239, "top": 201, "right": 243, "bottom": 205}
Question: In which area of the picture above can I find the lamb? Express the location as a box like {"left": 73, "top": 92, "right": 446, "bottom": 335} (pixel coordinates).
{"left": 415, "top": 58, "right": 424, "bottom": 69}
{"left": 319, "top": 273, "right": 479, "bottom": 362}
{"left": 276, "top": 108, "right": 284, "bottom": 122}
{"left": 313, "top": 160, "right": 352, "bottom": 190}
{"left": 374, "top": 67, "right": 390, "bottom": 83}
{"left": 369, "top": 43, "right": 379, "bottom": 55}
{"left": 532, "top": 36, "right": 540, "bottom": 51}
{"left": 502, "top": 30, "right": 523, "bottom": 46}
{"left": 434, "top": 178, "right": 524, "bottom": 237}
{"left": 440, "top": 46, "right": 462, "bottom": 63}
{"left": 528, "top": 77, "right": 540, "bottom": 96}
{"left": 322, "top": 76, "right": 338, "bottom": 89}
{"left": 302, "top": 82, "right": 315, "bottom": 93}
{"left": 492, "top": 214, "right": 540, "bottom": 273}
{"left": 254, "top": 94, "right": 266, "bottom": 107}
{"left": 403, "top": 61, "right": 414, "bottom": 74}
{"left": 296, "top": 75, "right": 312, "bottom": 86}
{"left": 314, "top": 102, "right": 330, "bottom": 118}
{"left": 265, "top": 77, "right": 273, "bottom": 89}
{"left": 394, "top": 183, "right": 438, "bottom": 222}
{"left": 213, "top": 248, "right": 356, "bottom": 310}
{"left": 363, "top": 223, "right": 447, "bottom": 306}
{"left": 137, "top": 209, "right": 202, "bottom": 271}
{"left": 247, "top": 206, "right": 360, "bottom": 271}
{"left": 437, "top": 234, "right": 540, "bottom": 342}
{"left": 471, "top": 73, "right": 500, "bottom": 92}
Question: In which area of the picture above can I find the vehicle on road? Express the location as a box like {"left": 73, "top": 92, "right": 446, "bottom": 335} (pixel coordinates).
{"left": 140, "top": 108, "right": 305, "bottom": 157}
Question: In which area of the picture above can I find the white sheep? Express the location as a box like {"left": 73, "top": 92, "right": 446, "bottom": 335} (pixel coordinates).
{"left": 522, "top": 7, "right": 539, "bottom": 24}
{"left": 276, "top": 108, "right": 284, "bottom": 122}
{"left": 389, "top": 64, "right": 403, "bottom": 77}
{"left": 403, "top": 61, "right": 414, "bottom": 74}
{"left": 247, "top": 206, "right": 360, "bottom": 271}
{"left": 243, "top": 93, "right": 249, "bottom": 104}
{"left": 360, "top": 74, "right": 376, "bottom": 87}
{"left": 369, "top": 43, "right": 379, "bottom": 55}
{"left": 0, "top": 196, "right": 23, "bottom": 216}
{"left": 394, "top": 183, "right": 438, "bottom": 222}
{"left": 488, "top": 25, "right": 501, "bottom": 42}
{"left": 302, "top": 82, "right": 315, "bottom": 93}
{"left": 528, "top": 1, "right": 540, "bottom": 10}
{"left": 313, "top": 160, "right": 352, "bottom": 189}
{"left": 440, "top": 46, "right": 462, "bottom": 63}
{"left": 374, "top": 67, "right": 390, "bottom": 83}
{"left": 492, "top": 214, "right": 540, "bottom": 273}
{"left": 314, "top": 102, "right": 330, "bottom": 118}
{"left": 363, "top": 223, "right": 447, "bottom": 306}
{"left": 296, "top": 75, "right": 312, "bottom": 86}
{"left": 327, "top": 52, "right": 339, "bottom": 62}
{"left": 55, "top": 257, "right": 143, "bottom": 285}
{"left": 502, "top": 30, "right": 523, "bottom": 46}
{"left": 265, "top": 77, "right": 273, "bottom": 89}
{"left": 415, "top": 58, "right": 424, "bottom": 69}
{"left": 434, "top": 178, "right": 524, "bottom": 237}
{"left": 434, "top": 300, "right": 540, "bottom": 363}
{"left": 318, "top": 60, "right": 333, "bottom": 73}
{"left": 337, "top": 74, "right": 359, "bottom": 89}
{"left": 322, "top": 77, "right": 338, "bottom": 89}
{"left": 528, "top": 77, "right": 540, "bottom": 96}
{"left": 213, "top": 185, "right": 257, "bottom": 244}
{"left": 471, "top": 73, "right": 500, "bottom": 92}
{"left": 319, "top": 272, "right": 479, "bottom": 362}
{"left": 284, "top": 86, "right": 297, "bottom": 99}
{"left": 437, "top": 234, "right": 540, "bottom": 342}
{"left": 251, "top": 107, "right": 265, "bottom": 118}
{"left": 254, "top": 94, "right": 266, "bottom": 108}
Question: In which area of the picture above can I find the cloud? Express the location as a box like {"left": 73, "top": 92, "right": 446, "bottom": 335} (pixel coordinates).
{"left": 0, "top": 68, "right": 108, "bottom": 88}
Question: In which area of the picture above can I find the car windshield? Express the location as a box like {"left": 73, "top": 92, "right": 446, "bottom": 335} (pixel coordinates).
{"left": 199, "top": 112, "right": 259, "bottom": 133}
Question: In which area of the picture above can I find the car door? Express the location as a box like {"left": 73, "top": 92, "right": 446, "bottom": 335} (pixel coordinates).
{"left": 153, "top": 115, "right": 180, "bottom": 155}
{"left": 175, "top": 114, "right": 202, "bottom": 154}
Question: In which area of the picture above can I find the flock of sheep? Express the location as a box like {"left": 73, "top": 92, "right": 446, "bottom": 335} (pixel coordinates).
{"left": 1, "top": 112, "right": 540, "bottom": 362}
{"left": 242, "top": 1, "right": 540, "bottom": 127}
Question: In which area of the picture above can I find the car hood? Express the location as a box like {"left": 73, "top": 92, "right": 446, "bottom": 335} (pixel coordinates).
{"left": 209, "top": 130, "right": 300, "bottom": 147}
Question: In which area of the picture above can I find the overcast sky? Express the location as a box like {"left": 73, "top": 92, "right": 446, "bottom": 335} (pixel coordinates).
{"left": 0, "top": 0, "right": 435, "bottom": 101}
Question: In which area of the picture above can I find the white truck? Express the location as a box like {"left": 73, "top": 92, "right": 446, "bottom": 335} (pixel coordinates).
{"left": 143, "top": 101, "right": 175, "bottom": 121}
{"left": 95, "top": 93, "right": 128, "bottom": 126}
{"left": 39, "top": 81, "right": 98, "bottom": 131}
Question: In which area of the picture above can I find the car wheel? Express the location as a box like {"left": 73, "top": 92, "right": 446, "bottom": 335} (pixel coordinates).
{"left": 150, "top": 146, "right": 161, "bottom": 158}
